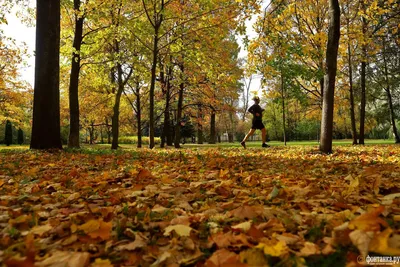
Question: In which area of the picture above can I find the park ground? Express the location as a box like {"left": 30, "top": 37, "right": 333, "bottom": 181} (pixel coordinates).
{"left": 0, "top": 141, "right": 399, "bottom": 266}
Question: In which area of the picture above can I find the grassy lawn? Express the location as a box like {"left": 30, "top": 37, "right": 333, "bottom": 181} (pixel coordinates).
{"left": 0, "top": 139, "right": 396, "bottom": 152}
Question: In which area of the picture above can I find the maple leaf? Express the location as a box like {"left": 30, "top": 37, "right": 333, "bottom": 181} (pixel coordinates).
{"left": 4, "top": 234, "right": 35, "bottom": 267}
{"left": 204, "top": 249, "right": 246, "bottom": 267}
{"left": 369, "top": 228, "right": 400, "bottom": 255}
{"left": 35, "top": 251, "right": 90, "bottom": 267}
{"left": 164, "top": 224, "right": 193, "bottom": 237}
{"left": 77, "top": 219, "right": 112, "bottom": 240}
{"left": 228, "top": 205, "right": 258, "bottom": 219}
{"left": 348, "top": 206, "right": 388, "bottom": 231}
{"left": 116, "top": 232, "right": 148, "bottom": 251}
{"left": 30, "top": 224, "right": 52, "bottom": 237}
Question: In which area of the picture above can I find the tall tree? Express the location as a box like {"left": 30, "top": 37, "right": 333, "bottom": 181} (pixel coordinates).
{"left": 31, "top": 0, "right": 62, "bottom": 149}
{"left": 319, "top": 0, "right": 340, "bottom": 153}
{"left": 68, "top": 0, "right": 86, "bottom": 148}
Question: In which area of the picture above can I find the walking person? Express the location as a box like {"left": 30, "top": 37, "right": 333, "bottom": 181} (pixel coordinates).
{"left": 241, "top": 96, "right": 269, "bottom": 149}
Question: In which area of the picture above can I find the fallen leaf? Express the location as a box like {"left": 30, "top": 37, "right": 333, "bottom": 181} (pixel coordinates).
{"left": 229, "top": 205, "right": 258, "bottom": 219}
{"left": 369, "top": 228, "right": 400, "bottom": 255}
{"left": 204, "top": 249, "right": 245, "bottom": 267}
{"left": 137, "top": 169, "right": 154, "bottom": 180}
{"left": 150, "top": 251, "right": 171, "bottom": 267}
{"left": 257, "top": 240, "right": 288, "bottom": 257}
{"left": 298, "top": 242, "right": 321, "bottom": 257}
{"left": 348, "top": 206, "right": 388, "bottom": 231}
{"left": 36, "top": 251, "right": 90, "bottom": 267}
{"left": 349, "top": 229, "right": 374, "bottom": 258}
{"left": 164, "top": 224, "right": 193, "bottom": 237}
{"left": 91, "top": 258, "right": 113, "bottom": 267}
{"left": 116, "top": 232, "right": 147, "bottom": 251}
{"left": 239, "top": 248, "right": 268, "bottom": 266}
{"left": 30, "top": 224, "right": 52, "bottom": 237}
{"left": 231, "top": 221, "right": 252, "bottom": 232}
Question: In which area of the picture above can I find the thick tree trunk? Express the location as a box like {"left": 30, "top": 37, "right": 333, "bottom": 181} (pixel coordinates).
{"left": 31, "top": 0, "right": 62, "bottom": 150}
{"left": 68, "top": 0, "right": 84, "bottom": 149}
{"left": 111, "top": 63, "right": 124, "bottom": 150}
{"left": 347, "top": 41, "right": 358, "bottom": 145}
{"left": 209, "top": 109, "right": 216, "bottom": 144}
{"left": 319, "top": 0, "right": 340, "bottom": 154}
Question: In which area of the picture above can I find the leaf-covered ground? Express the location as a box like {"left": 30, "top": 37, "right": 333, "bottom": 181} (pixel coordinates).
{"left": 0, "top": 145, "right": 399, "bottom": 266}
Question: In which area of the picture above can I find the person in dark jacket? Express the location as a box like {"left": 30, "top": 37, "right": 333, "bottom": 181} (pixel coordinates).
{"left": 240, "top": 96, "right": 269, "bottom": 148}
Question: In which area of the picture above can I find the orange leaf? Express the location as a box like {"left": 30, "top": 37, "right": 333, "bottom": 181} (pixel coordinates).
{"left": 137, "top": 169, "right": 154, "bottom": 180}
{"left": 348, "top": 206, "right": 388, "bottom": 231}
{"left": 204, "top": 249, "right": 246, "bottom": 267}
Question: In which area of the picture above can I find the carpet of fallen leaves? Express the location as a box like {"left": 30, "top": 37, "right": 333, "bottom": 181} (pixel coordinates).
{"left": 0, "top": 145, "right": 400, "bottom": 267}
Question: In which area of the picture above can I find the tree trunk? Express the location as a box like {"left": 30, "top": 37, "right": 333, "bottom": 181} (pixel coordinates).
{"left": 242, "top": 76, "right": 252, "bottom": 121}
{"left": 382, "top": 38, "right": 400, "bottom": 143}
{"left": 68, "top": 0, "right": 84, "bottom": 149}
{"left": 149, "top": 27, "right": 159, "bottom": 149}
{"left": 135, "top": 82, "right": 142, "bottom": 148}
{"left": 347, "top": 40, "right": 358, "bottom": 145}
{"left": 105, "top": 118, "right": 112, "bottom": 144}
{"left": 281, "top": 71, "right": 287, "bottom": 146}
{"left": 174, "top": 71, "right": 184, "bottom": 148}
{"left": 31, "top": 0, "right": 62, "bottom": 150}
{"left": 111, "top": 63, "right": 124, "bottom": 150}
{"left": 209, "top": 109, "right": 216, "bottom": 144}
{"left": 359, "top": 4, "right": 367, "bottom": 145}
{"left": 319, "top": 0, "right": 340, "bottom": 154}
{"left": 197, "top": 104, "right": 204, "bottom": 144}
{"left": 359, "top": 60, "right": 366, "bottom": 145}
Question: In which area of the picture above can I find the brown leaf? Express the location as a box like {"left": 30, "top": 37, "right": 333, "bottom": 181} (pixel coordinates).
{"left": 204, "top": 249, "right": 246, "bottom": 267}
{"left": 229, "top": 205, "right": 258, "bottom": 220}
{"left": 137, "top": 169, "right": 154, "bottom": 180}
{"left": 36, "top": 251, "right": 90, "bottom": 267}
{"left": 298, "top": 242, "right": 321, "bottom": 257}
{"left": 4, "top": 234, "right": 35, "bottom": 267}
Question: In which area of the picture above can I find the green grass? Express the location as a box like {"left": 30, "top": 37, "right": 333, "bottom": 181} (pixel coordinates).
{"left": 0, "top": 139, "right": 396, "bottom": 153}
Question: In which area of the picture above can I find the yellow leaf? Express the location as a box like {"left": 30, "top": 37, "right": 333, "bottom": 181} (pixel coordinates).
{"left": 30, "top": 224, "right": 52, "bottom": 237}
{"left": 164, "top": 224, "right": 193, "bottom": 237}
{"left": 239, "top": 249, "right": 268, "bottom": 266}
{"left": 78, "top": 219, "right": 112, "bottom": 240}
{"left": 257, "top": 240, "right": 288, "bottom": 257}
{"left": 369, "top": 228, "right": 400, "bottom": 256}
{"left": 91, "top": 258, "right": 113, "bottom": 267}
{"left": 78, "top": 220, "right": 100, "bottom": 233}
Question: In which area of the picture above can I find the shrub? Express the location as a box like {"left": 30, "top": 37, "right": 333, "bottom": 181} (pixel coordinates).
{"left": 17, "top": 128, "right": 24, "bottom": 145}
{"left": 119, "top": 136, "right": 161, "bottom": 145}
{"left": 5, "top": 120, "right": 13, "bottom": 146}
